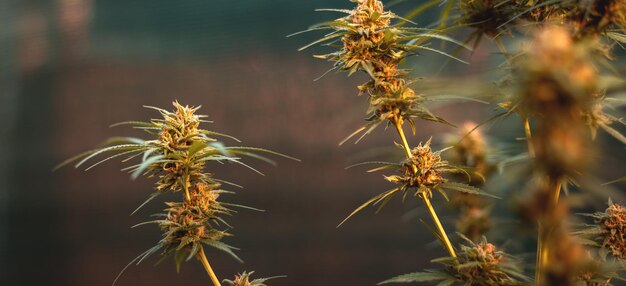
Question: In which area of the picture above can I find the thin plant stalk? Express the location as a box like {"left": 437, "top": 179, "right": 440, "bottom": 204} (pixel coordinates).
{"left": 198, "top": 246, "right": 221, "bottom": 286}
{"left": 184, "top": 174, "right": 191, "bottom": 202}
{"left": 524, "top": 118, "right": 535, "bottom": 158}
{"left": 393, "top": 119, "right": 457, "bottom": 258}
{"left": 535, "top": 179, "right": 562, "bottom": 286}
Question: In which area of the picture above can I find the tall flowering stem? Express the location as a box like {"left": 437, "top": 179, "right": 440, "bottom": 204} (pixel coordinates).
{"left": 298, "top": 0, "right": 469, "bottom": 258}
{"left": 394, "top": 119, "right": 456, "bottom": 257}
{"left": 58, "top": 101, "right": 296, "bottom": 285}
{"left": 512, "top": 26, "right": 596, "bottom": 285}
{"left": 198, "top": 246, "right": 221, "bottom": 286}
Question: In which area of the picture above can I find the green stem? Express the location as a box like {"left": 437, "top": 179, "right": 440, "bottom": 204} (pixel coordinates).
{"left": 184, "top": 174, "right": 191, "bottom": 202}
{"left": 197, "top": 246, "right": 221, "bottom": 286}
{"left": 524, "top": 117, "right": 535, "bottom": 158}
{"left": 535, "top": 179, "right": 562, "bottom": 286}
{"left": 393, "top": 119, "right": 457, "bottom": 258}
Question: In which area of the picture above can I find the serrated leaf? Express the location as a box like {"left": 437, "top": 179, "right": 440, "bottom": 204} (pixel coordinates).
{"left": 75, "top": 144, "right": 149, "bottom": 168}
{"left": 440, "top": 182, "right": 499, "bottom": 198}
{"left": 436, "top": 279, "right": 455, "bottom": 286}
{"left": 337, "top": 187, "right": 401, "bottom": 227}
{"left": 379, "top": 271, "right": 450, "bottom": 284}
{"left": 131, "top": 155, "right": 165, "bottom": 180}
{"left": 202, "top": 240, "right": 242, "bottom": 263}
{"left": 188, "top": 141, "right": 207, "bottom": 157}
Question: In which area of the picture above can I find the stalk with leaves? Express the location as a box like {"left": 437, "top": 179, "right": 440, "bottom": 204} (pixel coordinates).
{"left": 58, "top": 101, "right": 295, "bottom": 286}
{"left": 398, "top": 0, "right": 626, "bottom": 285}
{"left": 297, "top": 0, "right": 483, "bottom": 258}
{"left": 297, "top": 0, "right": 626, "bottom": 285}
{"left": 295, "top": 2, "right": 529, "bottom": 285}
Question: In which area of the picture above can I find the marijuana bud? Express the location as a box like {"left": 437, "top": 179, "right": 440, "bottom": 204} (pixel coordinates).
{"left": 454, "top": 238, "right": 525, "bottom": 285}
{"left": 339, "top": 139, "right": 493, "bottom": 226}
{"left": 386, "top": 140, "right": 449, "bottom": 197}
{"left": 579, "top": 199, "right": 626, "bottom": 260}
{"left": 297, "top": 0, "right": 459, "bottom": 144}
{"left": 224, "top": 271, "right": 281, "bottom": 286}
{"left": 381, "top": 236, "right": 528, "bottom": 285}
{"left": 596, "top": 202, "right": 626, "bottom": 259}
{"left": 158, "top": 182, "right": 239, "bottom": 271}
{"left": 60, "top": 101, "right": 295, "bottom": 285}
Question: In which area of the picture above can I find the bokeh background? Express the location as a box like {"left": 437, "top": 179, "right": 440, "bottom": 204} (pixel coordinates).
{"left": 1, "top": 1, "right": 625, "bottom": 286}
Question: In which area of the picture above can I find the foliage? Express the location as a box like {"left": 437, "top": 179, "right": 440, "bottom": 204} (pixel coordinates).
{"left": 339, "top": 139, "right": 495, "bottom": 227}
{"left": 295, "top": 0, "right": 467, "bottom": 144}
{"left": 295, "top": 0, "right": 626, "bottom": 285}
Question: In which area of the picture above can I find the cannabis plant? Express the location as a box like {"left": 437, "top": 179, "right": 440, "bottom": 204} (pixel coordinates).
{"left": 297, "top": 0, "right": 625, "bottom": 285}
{"left": 382, "top": 235, "right": 527, "bottom": 286}
{"left": 579, "top": 199, "right": 626, "bottom": 261}
{"left": 297, "top": 0, "right": 496, "bottom": 262}
{"left": 59, "top": 101, "right": 294, "bottom": 286}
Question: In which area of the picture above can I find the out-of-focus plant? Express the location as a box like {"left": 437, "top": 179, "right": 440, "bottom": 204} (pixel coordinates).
{"left": 58, "top": 101, "right": 295, "bottom": 286}
{"left": 445, "top": 122, "right": 497, "bottom": 241}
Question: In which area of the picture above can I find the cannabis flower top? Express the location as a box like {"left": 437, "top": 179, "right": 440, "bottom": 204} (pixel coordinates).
{"left": 579, "top": 199, "right": 626, "bottom": 260}
{"left": 298, "top": 0, "right": 462, "bottom": 143}
{"left": 339, "top": 140, "right": 493, "bottom": 226}
{"left": 155, "top": 181, "right": 240, "bottom": 270}
{"left": 381, "top": 236, "right": 528, "bottom": 286}
{"left": 598, "top": 203, "right": 626, "bottom": 259}
{"left": 386, "top": 141, "right": 449, "bottom": 195}
{"left": 224, "top": 271, "right": 281, "bottom": 286}
{"left": 60, "top": 101, "right": 296, "bottom": 284}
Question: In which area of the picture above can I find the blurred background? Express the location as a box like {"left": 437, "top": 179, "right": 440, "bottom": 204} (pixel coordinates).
{"left": 1, "top": 1, "right": 624, "bottom": 285}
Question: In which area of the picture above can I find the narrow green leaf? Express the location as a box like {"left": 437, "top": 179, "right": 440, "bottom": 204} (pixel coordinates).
{"left": 202, "top": 240, "right": 243, "bottom": 263}
{"left": 379, "top": 271, "right": 450, "bottom": 284}
{"left": 131, "top": 155, "right": 165, "bottom": 180}
{"left": 338, "top": 187, "right": 401, "bottom": 227}
{"left": 75, "top": 144, "right": 149, "bottom": 168}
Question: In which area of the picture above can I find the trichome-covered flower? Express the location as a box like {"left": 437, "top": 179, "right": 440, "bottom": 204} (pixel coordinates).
{"left": 386, "top": 140, "right": 449, "bottom": 196}
{"left": 579, "top": 199, "right": 626, "bottom": 260}
{"left": 297, "top": 0, "right": 461, "bottom": 143}
{"left": 153, "top": 181, "right": 240, "bottom": 271}
{"left": 224, "top": 271, "right": 281, "bottom": 286}
{"left": 59, "top": 101, "right": 296, "bottom": 283}
{"left": 339, "top": 140, "right": 493, "bottom": 226}
{"left": 381, "top": 236, "right": 528, "bottom": 285}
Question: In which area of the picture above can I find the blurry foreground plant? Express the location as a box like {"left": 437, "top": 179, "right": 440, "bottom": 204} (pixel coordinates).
{"left": 295, "top": 0, "right": 626, "bottom": 285}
